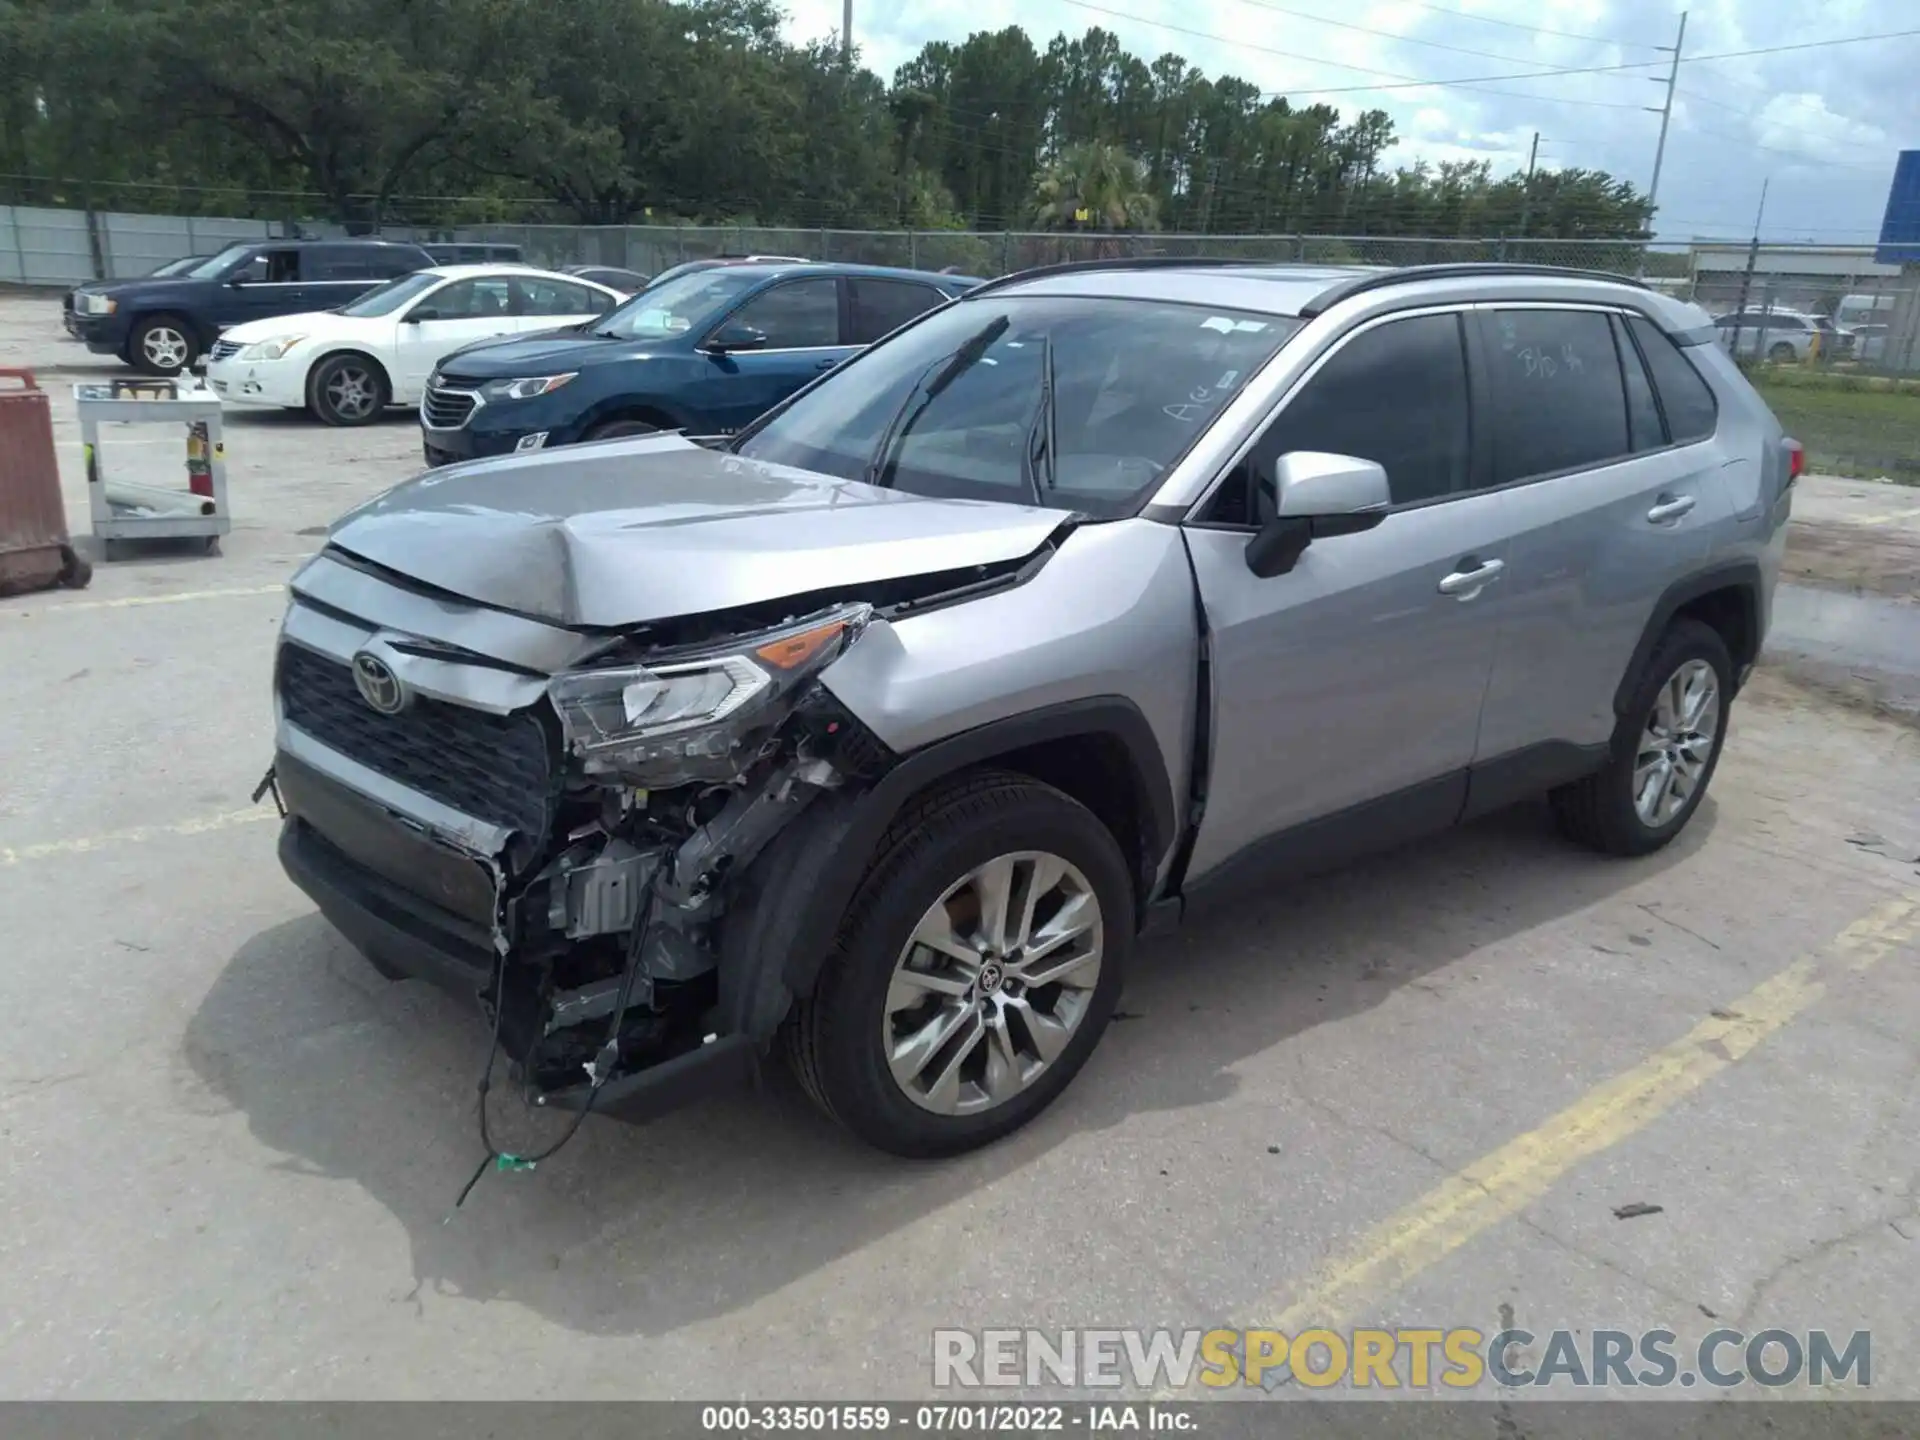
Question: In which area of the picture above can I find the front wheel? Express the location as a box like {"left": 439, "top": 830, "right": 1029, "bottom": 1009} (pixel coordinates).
{"left": 307, "top": 354, "right": 390, "bottom": 427}
{"left": 786, "top": 771, "right": 1131, "bottom": 1157}
{"left": 585, "top": 418, "right": 658, "bottom": 443}
{"left": 1552, "top": 618, "right": 1732, "bottom": 856}
{"left": 1767, "top": 341, "right": 1797, "bottom": 363}
{"left": 130, "top": 316, "right": 196, "bottom": 376}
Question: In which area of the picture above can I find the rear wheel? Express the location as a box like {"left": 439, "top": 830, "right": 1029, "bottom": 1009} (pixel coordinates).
{"left": 1767, "top": 341, "right": 1796, "bottom": 363}
{"left": 130, "top": 315, "right": 196, "bottom": 375}
{"left": 307, "top": 354, "right": 390, "bottom": 426}
{"left": 1552, "top": 619, "right": 1732, "bottom": 856}
{"left": 786, "top": 771, "right": 1130, "bottom": 1157}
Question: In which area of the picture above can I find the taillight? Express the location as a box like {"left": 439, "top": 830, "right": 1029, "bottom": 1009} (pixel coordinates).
{"left": 1785, "top": 439, "right": 1805, "bottom": 482}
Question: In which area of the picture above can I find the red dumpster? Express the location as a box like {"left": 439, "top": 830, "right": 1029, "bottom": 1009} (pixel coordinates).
{"left": 0, "top": 368, "right": 91, "bottom": 595}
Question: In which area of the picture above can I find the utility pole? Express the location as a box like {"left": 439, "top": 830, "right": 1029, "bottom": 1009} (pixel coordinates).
{"left": 1517, "top": 131, "right": 1542, "bottom": 241}
{"left": 1729, "top": 176, "right": 1770, "bottom": 360}
{"left": 841, "top": 0, "right": 853, "bottom": 62}
{"left": 1645, "top": 10, "right": 1687, "bottom": 218}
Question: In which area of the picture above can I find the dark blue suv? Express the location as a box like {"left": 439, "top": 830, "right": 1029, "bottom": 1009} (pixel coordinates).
{"left": 418, "top": 262, "right": 980, "bottom": 466}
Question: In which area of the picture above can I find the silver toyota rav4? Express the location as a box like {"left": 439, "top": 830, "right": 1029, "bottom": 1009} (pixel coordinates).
{"left": 265, "top": 261, "right": 1798, "bottom": 1157}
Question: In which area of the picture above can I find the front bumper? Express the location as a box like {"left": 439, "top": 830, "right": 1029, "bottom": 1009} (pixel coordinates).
{"left": 70, "top": 312, "right": 129, "bottom": 355}
{"left": 205, "top": 354, "right": 308, "bottom": 408}
{"left": 420, "top": 385, "right": 578, "bottom": 468}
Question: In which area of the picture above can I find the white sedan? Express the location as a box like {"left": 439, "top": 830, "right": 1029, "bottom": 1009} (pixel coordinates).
{"left": 202, "top": 265, "right": 623, "bottom": 426}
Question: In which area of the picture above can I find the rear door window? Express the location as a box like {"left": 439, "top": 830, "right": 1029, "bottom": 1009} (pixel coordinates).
{"left": 1627, "top": 314, "right": 1718, "bottom": 445}
{"left": 847, "top": 279, "right": 946, "bottom": 344}
{"left": 1482, "top": 308, "right": 1630, "bottom": 484}
{"left": 512, "top": 277, "right": 604, "bottom": 316}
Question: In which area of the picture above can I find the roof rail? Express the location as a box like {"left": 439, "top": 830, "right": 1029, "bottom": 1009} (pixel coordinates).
{"left": 1299, "top": 262, "right": 1650, "bottom": 318}
{"left": 964, "top": 254, "right": 1290, "bottom": 298}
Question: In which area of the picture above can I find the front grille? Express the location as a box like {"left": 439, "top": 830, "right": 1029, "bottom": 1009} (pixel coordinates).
{"left": 277, "top": 643, "right": 555, "bottom": 839}
{"left": 209, "top": 339, "right": 242, "bottom": 362}
{"left": 422, "top": 383, "right": 478, "bottom": 429}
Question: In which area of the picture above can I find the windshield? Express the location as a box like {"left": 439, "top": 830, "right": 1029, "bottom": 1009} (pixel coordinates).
{"left": 336, "top": 270, "right": 442, "bottom": 317}
{"left": 591, "top": 269, "right": 764, "bottom": 340}
{"left": 184, "top": 243, "right": 255, "bottom": 279}
{"left": 735, "top": 295, "right": 1299, "bottom": 517}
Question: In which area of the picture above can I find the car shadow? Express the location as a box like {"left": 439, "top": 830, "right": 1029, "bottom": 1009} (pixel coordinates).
{"left": 181, "top": 795, "right": 1717, "bottom": 1339}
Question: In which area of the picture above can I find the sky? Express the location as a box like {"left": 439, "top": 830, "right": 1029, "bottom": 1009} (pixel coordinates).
{"left": 779, "top": 0, "right": 1919, "bottom": 242}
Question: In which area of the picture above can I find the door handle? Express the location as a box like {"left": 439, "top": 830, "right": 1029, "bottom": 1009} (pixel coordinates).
{"left": 1647, "top": 494, "right": 1696, "bottom": 524}
{"left": 813, "top": 357, "right": 841, "bottom": 371}
{"left": 1437, "top": 557, "right": 1505, "bottom": 597}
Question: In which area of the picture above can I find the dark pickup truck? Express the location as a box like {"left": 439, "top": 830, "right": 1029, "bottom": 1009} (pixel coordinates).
{"left": 65, "top": 238, "right": 435, "bottom": 375}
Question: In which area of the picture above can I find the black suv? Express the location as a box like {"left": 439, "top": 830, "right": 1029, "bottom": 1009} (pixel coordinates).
{"left": 65, "top": 238, "right": 436, "bottom": 375}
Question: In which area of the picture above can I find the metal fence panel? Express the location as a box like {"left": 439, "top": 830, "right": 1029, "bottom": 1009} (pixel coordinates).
{"left": 9, "top": 205, "right": 92, "bottom": 285}
{"left": 0, "top": 207, "right": 22, "bottom": 283}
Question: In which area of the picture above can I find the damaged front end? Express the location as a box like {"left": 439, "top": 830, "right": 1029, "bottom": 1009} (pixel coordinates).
{"left": 499, "top": 603, "right": 884, "bottom": 1105}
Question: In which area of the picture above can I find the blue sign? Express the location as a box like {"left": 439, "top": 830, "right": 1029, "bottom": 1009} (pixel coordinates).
{"left": 1877, "top": 150, "right": 1920, "bottom": 265}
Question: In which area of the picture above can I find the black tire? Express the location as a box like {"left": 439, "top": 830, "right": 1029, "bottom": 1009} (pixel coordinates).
{"left": 785, "top": 770, "right": 1132, "bottom": 1157}
{"left": 129, "top": 315, "right": 197, "bottom": 376}
{"left": 307, "top": 353, "right": 391, "bottom": 427}
{"left": 1552, "top": 618, "right": 1733, "bottom": 857}
{"left": 55, "top": 543, "right": 93, "bottom": 590}
{"left": 585, "top": 418, "right": 659, "bottom": 443}
{"left": 1767, "top": 341, "right": 1796, "bottom": 363}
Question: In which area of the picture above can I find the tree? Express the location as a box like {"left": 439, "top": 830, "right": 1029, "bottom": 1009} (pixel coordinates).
{"left": 1032, "top": 142, "right": 1158, "bottom": 230}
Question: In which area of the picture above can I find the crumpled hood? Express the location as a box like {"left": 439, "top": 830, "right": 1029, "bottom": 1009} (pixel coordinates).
{"left": 323, "top": 433, "right": 1070, "bottom": 628}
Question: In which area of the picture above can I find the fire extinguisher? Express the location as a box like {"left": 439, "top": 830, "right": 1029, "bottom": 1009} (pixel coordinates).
{"left": 186, "top": 420, "right": 213, "bottom": 499}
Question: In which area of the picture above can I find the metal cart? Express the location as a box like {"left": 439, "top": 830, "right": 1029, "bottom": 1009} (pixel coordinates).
{"left": 73, "top": 377, "right": 231, "bottom": 560}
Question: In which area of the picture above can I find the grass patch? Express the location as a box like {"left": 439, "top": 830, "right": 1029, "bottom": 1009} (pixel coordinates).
{"left": 1748, "top": 371, "right": 1920, "bottom": 483}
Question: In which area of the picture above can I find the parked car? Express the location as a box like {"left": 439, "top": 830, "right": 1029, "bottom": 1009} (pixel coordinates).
{"left": 1852, "top": 323, "right": 1892, "bottom": 363}
{"left": 564, "top": 264, "right": 652, "bottom": 295}
{"left": 1711, "top": 308, "right": 1827, "bottom": 362}
{"left": 424, "top": 242, "right": 524, "bottom": 265}
{"left": 203, "top": 265, "right": 624, "bottom": 426}
{"left": 639, "top": 255, "right": 813, "bottom": 291}
{"left": 266, "top": 259, "right": 1796, "bottom": 1157}
{"left": 65, "top": 238, "right": 436, "bottom": 376}
{"left": 417, "top": 261, "right": 979, "bottom": 466}
{"left": 62, "top": 255, "right": 209, "bottom": 338}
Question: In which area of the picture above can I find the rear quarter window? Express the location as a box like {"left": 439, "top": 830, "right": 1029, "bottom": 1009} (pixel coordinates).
{"left": 1627, "top": 315, "right": 1718, "bottom": 445}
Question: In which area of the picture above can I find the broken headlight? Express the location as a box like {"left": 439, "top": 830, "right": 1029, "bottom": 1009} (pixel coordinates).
{"left": 548, "top": 603, "right": 871, "bottom": 785}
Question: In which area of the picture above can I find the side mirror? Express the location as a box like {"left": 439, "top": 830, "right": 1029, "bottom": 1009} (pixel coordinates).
{"left": 403, "top": 308, "right": 437, "bottom": 324}
{"left": 1244, "top": 451, "right": 1391, "bottom": 579}
{"left": 701, "top": 321, "right": 768, "bottom": 354}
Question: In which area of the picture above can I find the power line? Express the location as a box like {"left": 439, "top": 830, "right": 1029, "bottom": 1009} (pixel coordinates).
{"left": 1220, "top": 0, "right": 1641, "bottom": 72}
{"left": 1383, "top": 0, "right": 1665, "bottom": 49}
{"left": 1057, "top": 0, "right": 1658, "bottom": 107}
{"left": 1057, "top": 1, "right": 1920, "bottom": 102}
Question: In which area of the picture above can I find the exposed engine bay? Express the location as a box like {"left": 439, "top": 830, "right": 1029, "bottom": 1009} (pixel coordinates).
{"left": 497, "top": 599, "right": 892, "bottom": 1098}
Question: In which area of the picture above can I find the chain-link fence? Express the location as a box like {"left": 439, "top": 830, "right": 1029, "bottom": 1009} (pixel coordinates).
{"left": 5, "top": 202, "right": 1916, "bottom": 479}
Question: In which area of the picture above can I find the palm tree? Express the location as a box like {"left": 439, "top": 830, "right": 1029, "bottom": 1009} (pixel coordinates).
{"left": 1030, "top": 142, "right": 1160, "bottom": 232}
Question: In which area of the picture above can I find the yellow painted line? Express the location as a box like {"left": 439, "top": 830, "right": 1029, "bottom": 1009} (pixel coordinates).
{"left": 1156, "top": 891, "right": 1920, "bottom": 1394}
{"left": 1, "top": 583, "right": 284, "bottom": 617}
{"left": 0, "top": 807, "right": 277, "bottom": 867}
{"left": 1857, "top": 502, "right": 1920, "bottom": 527}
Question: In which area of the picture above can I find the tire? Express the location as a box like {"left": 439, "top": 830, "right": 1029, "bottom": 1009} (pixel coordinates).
{"left": 307, "top": 354, "right": 390, "bottom": 427}
{"left": 1552, "top": 618, "right": 1733, "bottom": 857}
{"left": 1768, "top": 341, "right": 1796, "bottom": 363}
{"left": 55, "top": 543, "right": 92, "bottom": 590}
{"left": 130, "top": 315, "right": 197, "bottom": 376}
{"left": 585, "top": 418, "right": 659, "bottom": 443}
{"left": 785, "top": 770, "right": 1131, "bottom": 1157}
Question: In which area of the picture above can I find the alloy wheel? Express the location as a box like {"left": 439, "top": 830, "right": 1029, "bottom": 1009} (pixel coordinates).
{"left": 884, "top": 850, "right": 1104, "bottom": 1116}
{"left": 1633, "top": 658, "right": 1720, "bottom": 827}
{"left": 142, "top": 326, "right": 189, "bottom": 371}
{"left": 324, "top": 366, "right": 378, "bottom": 420}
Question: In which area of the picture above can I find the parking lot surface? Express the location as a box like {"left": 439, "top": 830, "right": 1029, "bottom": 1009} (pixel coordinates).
{"left": 2, "top": 293, "right": 1918, "bottom": 1401}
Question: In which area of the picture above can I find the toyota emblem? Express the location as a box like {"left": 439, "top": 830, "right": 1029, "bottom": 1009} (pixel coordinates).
{"left": 351, "top": 652, "right": 408, "bottom": 715}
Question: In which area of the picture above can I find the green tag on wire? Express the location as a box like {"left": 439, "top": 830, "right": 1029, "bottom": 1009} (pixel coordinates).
{"left": 496, "top": 1153, "right": 537, "bottom": 1173}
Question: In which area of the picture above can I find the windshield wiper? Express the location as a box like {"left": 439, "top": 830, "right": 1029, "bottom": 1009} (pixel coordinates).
{"left": 862, "top": 314, "right": 1010, "bottom": 490}
{"left": 1020, "top": 330, "right": 1056, "bottom": 504}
